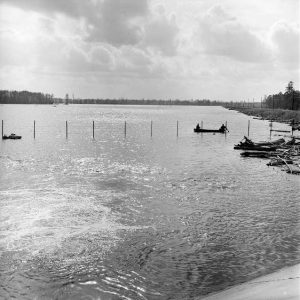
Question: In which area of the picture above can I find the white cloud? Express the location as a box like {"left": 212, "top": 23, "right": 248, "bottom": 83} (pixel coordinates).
{"left": 0, "top": 0, "right": 299, "bottom": 99}
{"left": 143, "top": 6, "right": 179, "bottom": 56}
{"left": 87, "top": 0, "right": 149, "bottom": 45}
{"left": 271, "top": 21, "right": 300, "bottom": 68}
{"left": 196, "top": 5, "right": 271, "bottom": 63}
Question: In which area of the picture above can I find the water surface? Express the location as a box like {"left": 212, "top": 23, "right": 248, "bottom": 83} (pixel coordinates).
{"left": 0, "top": 104, "right": 299, "bottom": 299}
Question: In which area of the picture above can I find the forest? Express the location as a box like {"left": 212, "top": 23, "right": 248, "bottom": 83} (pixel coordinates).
{"left": 0, "top": 81, "right": 299, "bottom": 110}
{"left": 264, "top": 81, "right": 300, "bottom": 110}
{"left": 0, "top": 90, "right": 54, "bottom": 104}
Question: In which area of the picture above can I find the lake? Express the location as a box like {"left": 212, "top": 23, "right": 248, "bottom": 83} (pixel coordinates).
{"left": 0, "top": 104, "right": 299, "bottom": 299}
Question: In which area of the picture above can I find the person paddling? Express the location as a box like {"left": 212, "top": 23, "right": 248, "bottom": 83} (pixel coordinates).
{"left": 219, "top": 124, "right": 228, "bottom": 132}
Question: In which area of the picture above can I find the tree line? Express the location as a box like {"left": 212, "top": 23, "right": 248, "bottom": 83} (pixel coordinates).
{"left": 71, "top": 98, "right": 222, "bottom": 106}
{"left": 224, "top": 81, "right": 300, "bottom": 110}
{"left": 0, "top": 90, "right": 224, "bottom": 106}
{"left": 264, "top": 81, "right": 300, "bottom": 110}
{"left": 1, "top": 81, "right": 299, "bottom": 109}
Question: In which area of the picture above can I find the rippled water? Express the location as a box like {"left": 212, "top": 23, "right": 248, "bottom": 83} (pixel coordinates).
{"left": 0, "top": 104, "right": 299, "bottom": 299}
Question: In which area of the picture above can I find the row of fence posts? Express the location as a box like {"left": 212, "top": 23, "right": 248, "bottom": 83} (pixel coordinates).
{"left": 1, "top": 120, "right": 237, "bottom": 139}
{"left": 3, "top": 119, "right": 296, "bottom": 140}
{"left": 1, "top": 120, "right": 181, "bottom": 139}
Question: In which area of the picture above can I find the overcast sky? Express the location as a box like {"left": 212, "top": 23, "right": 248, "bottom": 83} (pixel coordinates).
{"left": 0, "top": 0, "right": 299, "bottom": 100}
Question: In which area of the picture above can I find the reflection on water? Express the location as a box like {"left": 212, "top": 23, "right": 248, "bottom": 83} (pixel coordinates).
{"left": 0, "top": 105, "right": 299, "bottom": 299}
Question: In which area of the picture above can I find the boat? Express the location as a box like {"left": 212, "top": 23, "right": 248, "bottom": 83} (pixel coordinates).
{"left": 194, "top": 128, "right": 227, "bottom": 133}
{"left": 194, "top": 123, "right": 228, "bottom": 133}
{"left": 2, "top": 133, "right": 22, "bottom": 140}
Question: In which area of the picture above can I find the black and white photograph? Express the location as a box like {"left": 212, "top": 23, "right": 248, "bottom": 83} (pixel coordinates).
{"left": 0, "top": 0, "right": 299, "bottom": 299}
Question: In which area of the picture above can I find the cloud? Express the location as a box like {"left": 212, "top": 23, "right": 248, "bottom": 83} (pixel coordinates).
{"left": 143, "top": 8, "right": 179, "bottom": 56}
{"left": 87, "top": 0, "right": 149, "bottom": 46}
{"left": 196, "top": 5, "right": 271, "bottom": 63}
{"left": 0, "top": 0, "right": 299, "bottom": 99}
{"left": 0, "top": 0, "right": 93, "bottom": 18}
{"left": 271, "top": 21, "right": 300, "bottom": 68}
{"left": 0, "top": 0, "right": 149, "bottom": 46}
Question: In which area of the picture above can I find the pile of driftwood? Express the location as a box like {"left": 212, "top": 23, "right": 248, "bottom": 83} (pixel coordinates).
{"left": 234, "top": 136, "right": 300, "bottom": 175}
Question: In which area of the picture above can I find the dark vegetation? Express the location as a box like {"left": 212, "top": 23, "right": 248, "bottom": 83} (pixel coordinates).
{"left": 0, "top": 90, "right": 54, "bottom": 104}
{"left": 232, "top": 108, "right": 300, "bottom": 122}
{"left": 1, "top": 81, "right": 299, "bottom": 110}
{"left": 227, "top": 81, "right": 300, "bottom": 111}
{"left": 0, "top": 90, "right": 222, "bottom": 106}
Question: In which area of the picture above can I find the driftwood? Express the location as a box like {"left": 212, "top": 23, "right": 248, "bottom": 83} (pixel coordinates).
{"left": 236, "top": 136, "right": 300, "bottom": 175}
{"left": 285, "top": 164, "right": 300, "bottom": 174}
{"left": 241, "top": 151, "right": 276, "bottom": 158}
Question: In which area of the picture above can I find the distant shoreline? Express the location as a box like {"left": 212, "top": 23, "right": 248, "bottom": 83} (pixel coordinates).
{"left": 227, "top": 107, "right": 300, "bottom": 123}
{"left": 0, "top": 101, "right": 224, "bottom": 106}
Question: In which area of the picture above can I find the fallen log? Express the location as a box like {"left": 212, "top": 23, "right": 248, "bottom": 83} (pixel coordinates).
{"left": 241, "top": 151, "right": 276, "bottom": 158}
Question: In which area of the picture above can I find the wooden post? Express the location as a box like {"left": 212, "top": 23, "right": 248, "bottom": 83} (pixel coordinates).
{"left": 151, "top": 120, "right": 153, "bottom": 137}
{"left": 93, "top": 121, "right": 94, "bottom": 139}
{"left": 66, "top": 121, "right": 68, "bottom": 139}
{"left": 34, "top": 120, "right": 36, "bottom": 139}
{"left": 201, "top": 121, "right": 203, "bottom": 128}
{"left": 1, "top": 120, "right": 3, "bottom": 138}
{"left": 124, "top": 121, "right": 127, "bottom": 137}
{"left": 176, "top": 121, "right": 179, "bottom": 137}
{"left": 225, "top": 121, "right": 227, "bottom": 127}
{"left": 247, "top": 120, "right": 250, "bottom": 137}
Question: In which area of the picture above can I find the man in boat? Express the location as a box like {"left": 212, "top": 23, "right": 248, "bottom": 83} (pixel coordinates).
{"left": 195, "top": 123, "right": 200, "bottom": 130}
{"left": 219, "top": 124, "right": 228, "bottom": 132}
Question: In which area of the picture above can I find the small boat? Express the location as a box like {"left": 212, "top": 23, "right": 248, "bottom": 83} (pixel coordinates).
{"left": 194, "top": 128, "right": 226, "bottom": 133}
{"left": 194, "top": 123, "right": 228, "bottom": 133}
{"left": 2, "top": 133, "right": 22, "bottom": 140}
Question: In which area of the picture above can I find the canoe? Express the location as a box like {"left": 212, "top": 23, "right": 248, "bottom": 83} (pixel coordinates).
{"left": 194, "top": 128, "right": 226, "bottom": 133}
{"left": 2, "top": 133, "right": 22, "bottom": 140}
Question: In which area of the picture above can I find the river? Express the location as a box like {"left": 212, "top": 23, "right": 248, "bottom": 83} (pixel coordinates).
{"left": 0, "top": 104, "right": 299, "bottom": 299}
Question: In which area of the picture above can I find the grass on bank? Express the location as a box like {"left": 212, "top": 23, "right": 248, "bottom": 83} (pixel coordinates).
{"left": 230, "top": 108, "right": 300, "bottom": 123}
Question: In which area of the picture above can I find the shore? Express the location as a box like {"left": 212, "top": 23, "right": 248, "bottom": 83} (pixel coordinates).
{"left": 227, "top": 107, "right": 300, "bottom": 124}
{"left": 202, "top": 264, "right": 300, "bottom": 300}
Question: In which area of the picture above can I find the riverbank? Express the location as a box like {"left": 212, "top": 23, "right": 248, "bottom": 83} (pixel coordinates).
{"left": 202, "top": 264, "right": 300, "bottom": 300}
{"left": 227, "top": 107, "right": 300, "bottom": 123}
